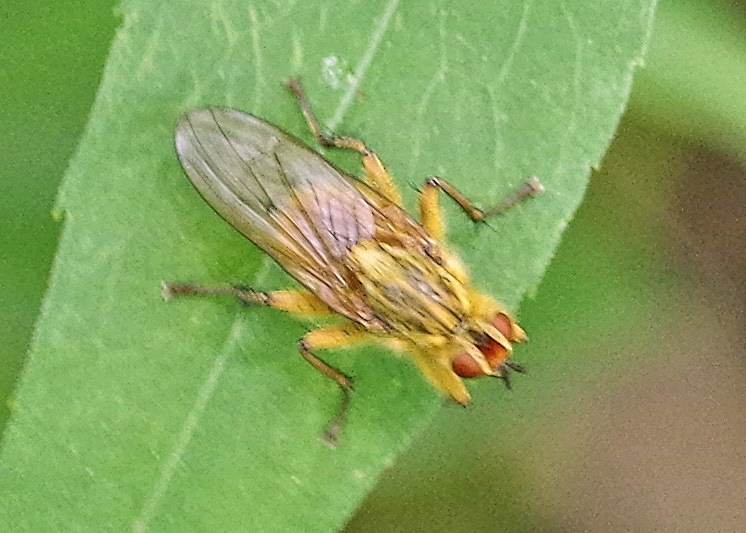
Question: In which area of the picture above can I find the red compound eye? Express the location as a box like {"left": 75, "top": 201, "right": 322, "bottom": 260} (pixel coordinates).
{"left": 452, "top": 351, "right": 484, "bottom": 378}
{"left": 492, "top": 313, "right": 512, "bottom": 338}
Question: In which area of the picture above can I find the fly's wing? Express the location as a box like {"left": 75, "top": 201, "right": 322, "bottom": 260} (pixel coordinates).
{"left": 174, "top": 108, "right": 386, "bottom": 327}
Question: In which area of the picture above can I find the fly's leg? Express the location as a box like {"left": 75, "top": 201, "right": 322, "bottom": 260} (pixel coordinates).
{"left": 284, "top": 77, "right": 402, "bottom": 205}
{"left": 299, "top": 323, "right": 368, "bottom": 446}
{"left": 164, "top": 282, "right": 364, "bottom": 444}
{"left": 420, "top": 176, "right": 544, "bottom": 240}
{"left": 161, "top": 282, "right": 336, "bottom": 317}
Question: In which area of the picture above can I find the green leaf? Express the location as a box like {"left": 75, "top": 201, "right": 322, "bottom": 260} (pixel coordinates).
{"left": 0, "top": 1, "right": 655, "bottom": 531}
{"left": 0, "top": 0, "right": 118, "bottom": 432}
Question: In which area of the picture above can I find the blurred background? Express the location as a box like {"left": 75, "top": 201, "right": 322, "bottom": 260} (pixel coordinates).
{"left": 1, "top": 1, "right": 743, "bottom": 531}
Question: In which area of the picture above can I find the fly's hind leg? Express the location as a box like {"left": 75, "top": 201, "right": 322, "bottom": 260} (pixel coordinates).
{"left": 299, "top": 323, "right": 368, "bottom": 446}
{"left": 161, "top": 282, "right": 336, "bottom": 317}
{"left": 420, "top": 176, "right": 544, "bottom": 241}
{"left": 284, "top": 77, "right": 402, "bottom": 205}
{"left": 163, "top": 281, "right": 366, "bottom": 445}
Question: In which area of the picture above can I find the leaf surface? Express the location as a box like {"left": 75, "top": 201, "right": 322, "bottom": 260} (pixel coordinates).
{"left": 0, "top": 1, "right": 655, "bottom": 531}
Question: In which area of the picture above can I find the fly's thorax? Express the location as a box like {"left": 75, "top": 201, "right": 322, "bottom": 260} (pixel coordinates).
{"left": 347, "top": 240, "right": 472, "bottom": 336}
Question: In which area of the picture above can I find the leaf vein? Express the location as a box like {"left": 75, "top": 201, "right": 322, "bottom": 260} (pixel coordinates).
{"left": 495, "top": 1, "right": 532, "bottom": 86}
{"left": 132, "top": 337, "right": 232, "bottom": 533}
{"left": 327, "top": 0, "right": 400, "bottom": 129}
{"left": 133, "top": 258, "right": 274, "bottom": 531}
{"left": 249, "top": 5, "right": 264, "bottom": 112}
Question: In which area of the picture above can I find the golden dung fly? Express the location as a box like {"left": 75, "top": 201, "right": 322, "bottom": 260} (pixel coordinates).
{"left": 163, "top": 79, "right": 543, "bottom": 445}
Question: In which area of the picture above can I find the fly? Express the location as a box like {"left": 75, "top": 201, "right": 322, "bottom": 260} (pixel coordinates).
{"left": 163, "top": 79, "right": 544, "bottom": 445}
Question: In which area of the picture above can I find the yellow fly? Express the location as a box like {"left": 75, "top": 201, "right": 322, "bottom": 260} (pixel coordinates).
{"left": 163, "top": 79, "right": 543, "bottom": 445}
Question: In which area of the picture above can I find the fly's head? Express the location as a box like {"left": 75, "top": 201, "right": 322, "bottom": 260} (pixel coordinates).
{"left": 450, "top": 300, "right": 528, "bottom": 384}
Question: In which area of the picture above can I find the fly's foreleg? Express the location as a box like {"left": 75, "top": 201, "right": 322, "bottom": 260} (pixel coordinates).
{"left": 299, "top": 323, "right": 368, "bottom": 446}
{"left": 284, "top": 77, "right": 402, "bottom": 205}
{"left": 420, "top": 176, "right": 544, "bottom": 240}
{"left": 161, "top": 282, "right": 336, "bottom": 317}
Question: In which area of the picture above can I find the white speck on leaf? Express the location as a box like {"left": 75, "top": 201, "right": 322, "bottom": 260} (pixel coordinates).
{"left": 321, "top": 55, "right": 351, "bottom": 90}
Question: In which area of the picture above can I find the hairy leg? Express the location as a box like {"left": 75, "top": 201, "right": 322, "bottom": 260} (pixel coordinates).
{"left": 162, "top": 283, "right": 337, "bottom": 317}
{"left": 420, "top": 176, "right": 544, "bottom": 240}
{"left": 285, "top": 77, "right": 402, "bottom": 205}
{"left": 299, "top": 322, "right": 368, "bottom": 446}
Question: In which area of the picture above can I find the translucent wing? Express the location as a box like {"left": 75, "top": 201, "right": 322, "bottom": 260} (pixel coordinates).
{"left": 175, "top": 108, "right": 394, "bottom": 327}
